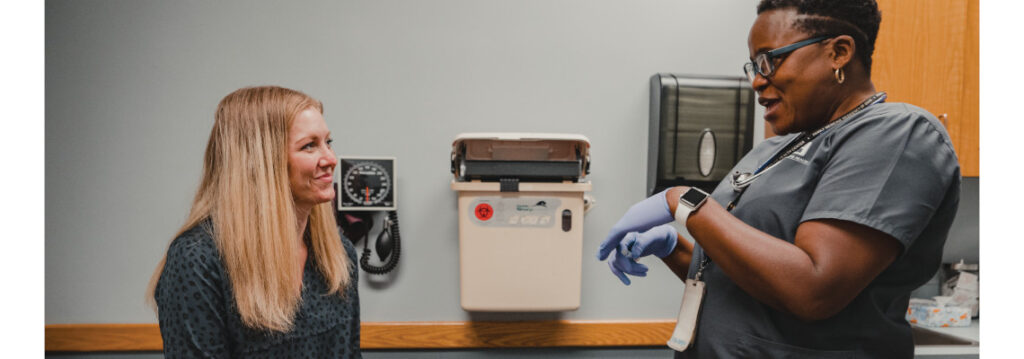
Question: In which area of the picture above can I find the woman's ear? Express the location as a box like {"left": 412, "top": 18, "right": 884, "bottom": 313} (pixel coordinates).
{"left": 829, "top": 34, "right": 857, "bottom": 69}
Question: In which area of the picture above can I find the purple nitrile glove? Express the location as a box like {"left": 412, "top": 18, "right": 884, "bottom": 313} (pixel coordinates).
{"left": 620, "top": 224, "right": 678, "bottom": 259}
{"left": 607, "top": 245, "right": 649, "bottom": 285}
{"left": 596, "top": 189, "right": 674, "bottom": 261}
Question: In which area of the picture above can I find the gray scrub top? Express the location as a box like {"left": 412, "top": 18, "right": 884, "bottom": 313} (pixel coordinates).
{"left": 677, "top": 102, "right": 961, "bottom": 358}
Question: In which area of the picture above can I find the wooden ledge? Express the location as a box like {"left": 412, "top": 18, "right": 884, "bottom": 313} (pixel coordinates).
{"left": 46, "top": 323, "right": 163, "bottom": 352}
{"left": 46, "top": 320, "right": 675, "bottom": 352}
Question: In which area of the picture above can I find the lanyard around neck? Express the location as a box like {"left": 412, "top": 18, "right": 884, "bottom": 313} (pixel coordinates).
{"left": 727, "top": 92, "right": 887, "bottom": 208}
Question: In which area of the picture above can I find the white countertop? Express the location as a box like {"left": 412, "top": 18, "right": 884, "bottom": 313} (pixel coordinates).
{"left": 914, "top": 319, "right": 979, "bottom": 356}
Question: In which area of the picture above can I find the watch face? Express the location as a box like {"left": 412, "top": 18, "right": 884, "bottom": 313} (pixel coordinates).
{"left": 680, "top": 188, "right": 707, "bottom": 207}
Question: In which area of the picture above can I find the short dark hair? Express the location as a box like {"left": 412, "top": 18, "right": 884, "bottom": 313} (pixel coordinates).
{"left": 757, "top": 0, "right": 881, "bottom": 72}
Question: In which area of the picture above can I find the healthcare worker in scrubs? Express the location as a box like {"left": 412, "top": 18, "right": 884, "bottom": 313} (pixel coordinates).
{"left": 597, "top": 0, "right": 961, "bottom": 357}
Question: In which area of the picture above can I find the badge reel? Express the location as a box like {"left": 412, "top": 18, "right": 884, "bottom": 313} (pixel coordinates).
{"left": 667, "top": 188, "right": 710, "bottom": 352}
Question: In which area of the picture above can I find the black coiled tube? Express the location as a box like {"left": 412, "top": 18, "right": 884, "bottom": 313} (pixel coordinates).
{"left": 360, "top": 211, "right": 400, "bottom": 274}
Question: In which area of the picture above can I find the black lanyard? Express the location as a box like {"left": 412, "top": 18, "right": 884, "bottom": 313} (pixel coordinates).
{"left": 693, "top": 92, "right": 887, "bottom": 281}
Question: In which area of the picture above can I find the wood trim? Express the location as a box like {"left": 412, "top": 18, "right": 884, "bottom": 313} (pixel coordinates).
{"left": 46, "top": 323, "right": 164, "bottom": 352}
{"left": 360, "top": 320, "right": 675, "bottom": 349}
{"left": 46, "top": 320, "right": 676, "bottom": 352}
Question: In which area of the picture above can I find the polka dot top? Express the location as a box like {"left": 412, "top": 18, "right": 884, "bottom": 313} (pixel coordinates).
{"left": 155, "top": 220, "right": 361, "bottom": 358}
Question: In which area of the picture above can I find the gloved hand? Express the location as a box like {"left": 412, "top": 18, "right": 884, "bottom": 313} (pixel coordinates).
{"left": 607, "top": 245, "right": 648, "bottom": 285}
{"left": 620, "top": 224, "right": 678, "bottom": 259}
{"left": 596, "top": 189, "right": 674, "bottom": 262}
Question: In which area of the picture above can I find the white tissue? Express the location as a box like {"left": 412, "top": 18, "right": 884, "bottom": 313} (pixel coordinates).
{"left": 942, "top": 271, "right": 979, "bottom": 317}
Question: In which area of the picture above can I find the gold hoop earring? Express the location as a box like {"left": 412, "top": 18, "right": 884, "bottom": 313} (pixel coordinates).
{"left": 834, "top": 68, "right": 845, "bottom": 84}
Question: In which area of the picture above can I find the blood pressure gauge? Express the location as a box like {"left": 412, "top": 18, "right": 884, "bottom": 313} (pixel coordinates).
{"left": 337, "top": 157, "right": 396, "bottom": 211}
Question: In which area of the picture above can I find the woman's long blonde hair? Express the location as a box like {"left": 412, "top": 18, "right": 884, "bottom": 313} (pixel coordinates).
{"left": 148, "top": 86, "right": 351, "bottom": 332}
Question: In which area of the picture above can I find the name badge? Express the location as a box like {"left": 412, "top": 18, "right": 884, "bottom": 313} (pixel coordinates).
{"left": 667, "top": 279, "right": 706, "bottom": 351}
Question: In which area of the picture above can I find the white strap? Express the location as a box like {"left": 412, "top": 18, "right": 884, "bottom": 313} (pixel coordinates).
{"left": 675, "top": 200, "right": 694, "bottom": 224}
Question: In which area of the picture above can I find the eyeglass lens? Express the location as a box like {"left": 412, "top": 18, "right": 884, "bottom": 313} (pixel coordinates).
{"left": 744, "top": 54, "right": 772, "bottom": 83}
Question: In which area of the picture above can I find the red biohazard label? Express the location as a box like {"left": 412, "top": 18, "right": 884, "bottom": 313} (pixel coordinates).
{"left": 474, "top": 203, "right": 494, "bottom": 221}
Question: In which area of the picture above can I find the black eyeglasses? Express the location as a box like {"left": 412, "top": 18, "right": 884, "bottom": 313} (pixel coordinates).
{"left": 743, "top": 36, "right": 830, "bottom": 83}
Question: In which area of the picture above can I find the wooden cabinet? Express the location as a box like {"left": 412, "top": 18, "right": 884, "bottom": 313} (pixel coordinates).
{"left": 873, "top": 0, "right": 979, "bottom": 177}
{"left": 764, "top": 0, "right": 979, "bottom": 177}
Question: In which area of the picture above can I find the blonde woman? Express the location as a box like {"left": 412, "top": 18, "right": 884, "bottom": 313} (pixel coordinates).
{"left": 149, "top": 86, "right": 360, "bottom": 358}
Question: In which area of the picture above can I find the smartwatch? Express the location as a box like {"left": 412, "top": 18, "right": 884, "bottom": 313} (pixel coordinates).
{"left": 674, "top": 187, "right": 710, "bottom": 224}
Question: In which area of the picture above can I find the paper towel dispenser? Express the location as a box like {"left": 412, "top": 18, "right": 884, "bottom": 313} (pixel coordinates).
{"left": 648, "top": 74, "right": 755, "bottom": 195}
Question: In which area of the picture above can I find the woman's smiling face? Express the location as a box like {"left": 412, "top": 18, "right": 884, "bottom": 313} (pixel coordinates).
{"left": 288, "top": 107, "right": 337, "bottom": 210}
{"left": 748, "top": 8, "right": 836, "bottom": 135}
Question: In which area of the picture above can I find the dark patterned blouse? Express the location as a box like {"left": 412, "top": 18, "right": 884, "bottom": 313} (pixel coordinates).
{"left": 155, "top": 220, "right": 361, "bottom": 358}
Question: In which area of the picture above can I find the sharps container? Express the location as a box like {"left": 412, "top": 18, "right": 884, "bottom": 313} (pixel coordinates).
{"left": 450, "top": 133, "right": 592, "bottom": 311}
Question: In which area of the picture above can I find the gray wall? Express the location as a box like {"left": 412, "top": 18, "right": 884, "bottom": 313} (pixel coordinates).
{"left": 945, "top": 178, "right": 979, "bottom": 264}
{"left": 46, "top": 0, "right": 762, "bottom": 325}
{"left": 45, "top": 0, "right": 979, "bottom": 356}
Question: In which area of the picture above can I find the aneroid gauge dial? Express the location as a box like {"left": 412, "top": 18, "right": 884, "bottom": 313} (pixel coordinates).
{"left": 337, "top": 157, "right": 396, "bottom": 210}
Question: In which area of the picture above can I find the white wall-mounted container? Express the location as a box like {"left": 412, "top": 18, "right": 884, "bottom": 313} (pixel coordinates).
{"left": 451, "top": 133, "right": 591, "bottom": 311}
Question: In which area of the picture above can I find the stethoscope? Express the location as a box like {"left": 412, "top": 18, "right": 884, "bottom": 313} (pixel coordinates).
{"left": 728, "top": 92, "right": 887, "bottom": 204}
